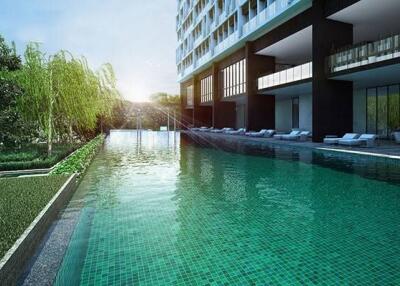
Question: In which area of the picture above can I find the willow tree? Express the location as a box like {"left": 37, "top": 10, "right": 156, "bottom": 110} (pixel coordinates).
{"left": 18, "top": 43, "right": 55, "bottom": 155}
{"left": 18, "top": 44, "right": 120, "bottom": 155}
{"left": 50, "top": 52, "right": 101, "bottom": 139}
{"left": 96, "top": 63, "right": 120, "bottom": 132}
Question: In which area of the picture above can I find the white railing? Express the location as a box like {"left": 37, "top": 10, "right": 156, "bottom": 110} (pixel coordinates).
{"left": 218, "top": 11, "right": 226, "bottom": 25}
{"left": 242, "top": 16, "right": 258, "bottom": 35}
{"left": 329, "top": 34, "right": 400, "bottom": 73}
{"left": 243, "top": 0, "right": 299, "bottom": 36}
{"left": 196, "top": 51, "right": 211, "bottom": 68}
{"left": 258, "top": 62, "right": 312, "bottom": 90}
{"left": 193, "top": 34, "right": 204, "bottom": 48}
{"left": 214, "top": 31, "right": 238, "bottom": 55}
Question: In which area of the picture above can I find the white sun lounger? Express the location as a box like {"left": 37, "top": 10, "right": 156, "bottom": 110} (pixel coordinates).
{"left": 225, "top": 128, "right": 246, "bottom": 135}
{"left": 274, "top": 130, "right": 301, "bottom": 140}
{"left": 323, "top": 133, "right": 359, "bottom": 145}
{"left": 245, "top": 129, "right": 275, "bottom": 138}
{"left": 338, "top": 134, "right": 377, "bottom": 147}
{"left": 283, "top": 131, "right": 311, "bottom": 141}
{"left": 211, "top": 127, "right": 233, "bottom": 133}
{"left": 198, "top": 127, "right": 213, "bottom": 132}
{"left": 191, "top": 126, "right": 207, "bottom": 131}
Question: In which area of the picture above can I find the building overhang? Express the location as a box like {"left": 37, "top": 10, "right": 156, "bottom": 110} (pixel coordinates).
{"left": 258, "top": 80, "right": 312, "bottom": 100}
{"left": 200, "top": 102, "right": 213, "bottom": 107}
{"left": 255, "top": 25, "right": 312, "bottom": 65}
{"left": 328, "top": 0, "right": 400, "bottom": 44}
{"left": 329, "top": 59, "right": 400, "bottom": 89}
{"left": 220, "top": 94, "right": 247, "bottom": 104}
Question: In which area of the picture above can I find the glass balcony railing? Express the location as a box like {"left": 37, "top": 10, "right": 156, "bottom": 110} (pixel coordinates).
{"left": 196, "top": 51, "right": 211, "bottom": 67}
{"left": 193, "top": 34, "right": 204, "bottom": 47}
{"left": 242, "top": 16, "right": 258, "bottom": 35}
{"left": 242, "top": 0, "right": 299, "bottom": 36}
{"left": 214, "top": 31, "right": 239, "bottom": 56}
{"left": 258, "top": 62, "right": 312, "bottom": 90}
{"left": 329, "top": 34, "right": 400, "bottom": 73}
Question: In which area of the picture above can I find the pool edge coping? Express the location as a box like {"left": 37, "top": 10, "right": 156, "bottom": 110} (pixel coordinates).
{"left": 0, "top": 173, "right": 78, "bottom": 285}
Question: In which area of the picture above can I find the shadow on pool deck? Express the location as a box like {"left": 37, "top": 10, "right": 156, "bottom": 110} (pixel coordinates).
{"left": 183, "top": 131, "right": 400, "bottom": 159}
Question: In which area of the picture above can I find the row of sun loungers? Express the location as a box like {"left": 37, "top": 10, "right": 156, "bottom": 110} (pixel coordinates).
{"left": 245, "top": 129, "right": 275, "bottom": 137}
{"left": 190, "top": 127, "right": 311, "bottom": 141}
{"left": 190, "top": 128, "right": 377, "bottom": 147}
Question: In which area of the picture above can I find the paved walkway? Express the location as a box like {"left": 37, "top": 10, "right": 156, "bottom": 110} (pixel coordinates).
{"left": 183, "top": 131, "right": 400, "bottom": 160}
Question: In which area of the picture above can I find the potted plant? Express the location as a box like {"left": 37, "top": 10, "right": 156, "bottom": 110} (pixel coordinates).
{"left": 393, "top": 127, "right": 400, "bottom": 143}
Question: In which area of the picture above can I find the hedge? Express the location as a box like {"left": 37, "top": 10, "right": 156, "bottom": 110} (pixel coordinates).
{"left": 0, "top": 144, "right": 79, "bottom": 171}
{"left": 0, "top": 175, "right": 69, "bottom": 259}
{"left": 51, "top": 135, "right": 105, "bottom": 176}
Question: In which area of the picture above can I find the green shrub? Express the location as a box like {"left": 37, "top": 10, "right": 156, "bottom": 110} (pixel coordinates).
{"left": 51, "top": 135, "right": 104, "bottom": 175}
{"left": 0, "top": 143, "right": 80, "bottom": 171}
{"left": 0, "top": 175, "right": 69, "bottom": 258}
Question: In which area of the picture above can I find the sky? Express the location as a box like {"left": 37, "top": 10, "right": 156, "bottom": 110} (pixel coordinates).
{"left": 0, "top": 0, "right": 179, "bottom": 102}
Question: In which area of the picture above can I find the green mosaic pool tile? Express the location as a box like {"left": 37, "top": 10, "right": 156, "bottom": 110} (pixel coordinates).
{"left": 55, "top": 132, "right": 400, "bottom": 285}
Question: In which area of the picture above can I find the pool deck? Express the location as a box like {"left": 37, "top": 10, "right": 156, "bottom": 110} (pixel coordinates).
{"left": 183, "top": 130, "right": 400, "bottom": 160}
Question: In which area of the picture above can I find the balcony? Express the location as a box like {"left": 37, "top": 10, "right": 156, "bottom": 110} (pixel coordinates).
{"left": 214, "top": 31, "right": 239, "bottom": 56}
{"left": 242, "top": 16, "right": 258, "bottom": 36}
{"left": 196, "top": 51, "right": 212, "bottom": 68}
{"left": 243, "top": 0, "right": 300, "bottom": 37}
{"left": 258, "top": 62, "right": 312, "bottom": 90}
{"left": 329, "top": 35, "right": 400, "bottom": 73}
{"left": 218, "top": 11, "right": 226, "bottom": 26}
{"left": 193, "top": 34, "right": 204, "bottom": 48}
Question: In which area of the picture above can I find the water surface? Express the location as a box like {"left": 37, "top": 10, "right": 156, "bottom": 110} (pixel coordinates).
{"left": 55, "top": 131, "right": 400, "bottom": 285}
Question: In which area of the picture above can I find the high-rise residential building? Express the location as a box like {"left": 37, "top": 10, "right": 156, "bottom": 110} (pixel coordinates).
{"left": 177, "top": 0, "right": 400, "bottom": 142}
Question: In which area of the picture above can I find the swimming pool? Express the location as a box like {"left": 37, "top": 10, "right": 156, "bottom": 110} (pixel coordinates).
{"left": 23, "top": 131, "right": 400, "bottom": 285}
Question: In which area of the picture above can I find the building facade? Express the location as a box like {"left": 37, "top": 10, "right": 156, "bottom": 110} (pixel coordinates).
{"left": 177, "top": 0, "right": 400, "bottom": 142}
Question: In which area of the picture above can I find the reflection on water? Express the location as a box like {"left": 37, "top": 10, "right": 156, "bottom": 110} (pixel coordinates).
{"left": 55, "top": 130, "right": 400, "bottom": 285}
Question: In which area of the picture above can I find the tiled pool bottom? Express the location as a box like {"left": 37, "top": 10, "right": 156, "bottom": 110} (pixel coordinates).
{"left": 51, "top": 131, "right": 400, "bottom": 285}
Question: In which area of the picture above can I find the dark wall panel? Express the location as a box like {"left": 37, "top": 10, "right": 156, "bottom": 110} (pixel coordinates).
{"left": 312, "top": 1, "right": 354, "bottom": 141}
{"left": 246, "top": 42, "right": 276, "bottom": 131}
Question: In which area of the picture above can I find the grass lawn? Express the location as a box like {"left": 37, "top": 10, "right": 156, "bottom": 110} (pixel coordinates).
{"left": 0, "top": 175, "right": 69, "bottom": 259}
{"left": 0, "top": 143, "right": 80, "bottom": 171}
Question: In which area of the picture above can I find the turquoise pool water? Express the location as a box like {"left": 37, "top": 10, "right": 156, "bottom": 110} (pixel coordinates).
{"left": 54, "top": 131, "right": 400, "bottom": 285}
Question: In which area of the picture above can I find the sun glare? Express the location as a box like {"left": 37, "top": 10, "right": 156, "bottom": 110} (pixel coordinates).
{"left": 120, "top": 86, "right": 151, "bottom": 103}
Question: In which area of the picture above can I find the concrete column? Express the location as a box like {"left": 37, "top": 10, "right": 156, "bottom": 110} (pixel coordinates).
{"left": 212, "top": 63, "right": 236, "bottom": 128}
{"left": 180, "top": 81, "right": 195, "bottom": 129}
{"left": 312, "top": 0, "right": 354, "bottom": 142}
{"left": 215, "top": 2, "right": 220, "bottom": 25}
{"left": 237, "top": 5, "right": 244, "bottom": 37}
{"left": 245, "top": 41, "right": 276, "bottom": 131}
{"left": 257, "top": 0, "right": 262, "bottom": 14}
{"left": 192, "top": 73, "right": 213, "bottom": 127}
{"left": 249, "top": 1, "right": 255, "bottom": 19}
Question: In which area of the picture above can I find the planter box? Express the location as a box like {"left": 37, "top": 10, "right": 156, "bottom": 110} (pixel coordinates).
{"left": 0, "top": 174, "right": 78, "bottom": 285}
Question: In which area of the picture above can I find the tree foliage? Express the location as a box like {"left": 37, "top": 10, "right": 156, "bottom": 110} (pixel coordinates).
{"left": 17, "top": 43, "right": 120, "bottom": 155}
{"left": 0, "top": 35, "right": 21, "bottom": 71}
{"left": 0, "top": 35, "right": 36, "bottom": 148}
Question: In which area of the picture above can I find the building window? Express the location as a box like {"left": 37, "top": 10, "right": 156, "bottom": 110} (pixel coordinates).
{"left": 292, "top": 97, "right": 299, "bottom": 129}
{"left": 187, "top": 85, "right": 194, "bottom": 107}
{"left": 367, "top": 84, "right": 400, "bottom": 137}
{"left": 222, "top": 59, "right": 246, "bottom": 98}
{"left": 201, "top": 75, "right": 213, "bottom": 103}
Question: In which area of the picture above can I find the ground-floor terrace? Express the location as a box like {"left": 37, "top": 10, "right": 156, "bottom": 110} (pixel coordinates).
{"left": 179, "top": 0, "right": 400, "bottom": 143}
{"left": 183, "top": 129, "right": 400, "bottom": 160}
